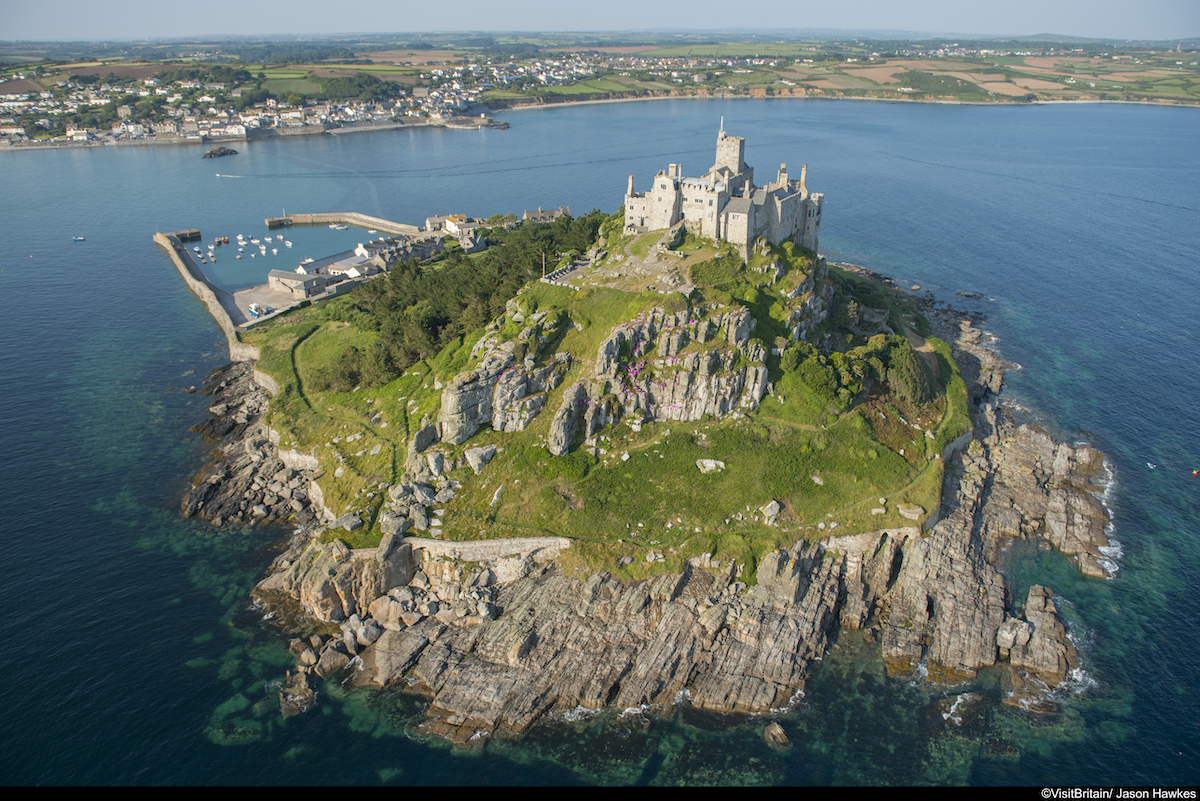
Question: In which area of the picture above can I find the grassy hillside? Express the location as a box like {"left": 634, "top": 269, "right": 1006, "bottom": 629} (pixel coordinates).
{"left": 242, "top": 218, "right": 970, "bottom": 580}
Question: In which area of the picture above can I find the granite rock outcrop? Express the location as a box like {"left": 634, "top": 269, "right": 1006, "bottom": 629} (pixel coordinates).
{"left": 181, "top": 361, "right": 324, "bottom": 531}
{"left": 186, "top": 286, "right": 1107, "bottom": 747}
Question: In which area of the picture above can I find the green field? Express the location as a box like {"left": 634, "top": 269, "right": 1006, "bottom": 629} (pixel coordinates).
{"left": 261, "top": 78, "right": 324, "bottom": 96}
{"left": 643, "top": 44, "right": 821, "bottom": 58}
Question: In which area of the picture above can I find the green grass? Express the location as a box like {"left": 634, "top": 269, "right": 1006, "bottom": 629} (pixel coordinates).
{"left": 243, "top": 240, "right": 970, "bottom": 577}
{"left": 261, "top": 78, "right": 324, "bottom": 96}
{"left": 627, "top": 231, "right": 662, "bottom": 259}
{"left": 546, "top": 78, "right": 635, "bottom": 95}
{"left": 897, "top": 71, "right": 992, "bottom": 101}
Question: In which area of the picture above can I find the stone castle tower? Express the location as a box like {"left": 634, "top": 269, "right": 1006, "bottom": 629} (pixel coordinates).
{"left": 623, "top": 127, "right": 822, "bottom": 259}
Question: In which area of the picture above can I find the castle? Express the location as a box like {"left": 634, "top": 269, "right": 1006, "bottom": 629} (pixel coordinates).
{"left": 623, "top": 127, "right": 823, "bottom": 259}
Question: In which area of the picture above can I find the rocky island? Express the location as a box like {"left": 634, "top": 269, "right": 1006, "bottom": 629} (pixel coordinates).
{"left": 177, "top": 134, "right": 1113, "bottom": 747}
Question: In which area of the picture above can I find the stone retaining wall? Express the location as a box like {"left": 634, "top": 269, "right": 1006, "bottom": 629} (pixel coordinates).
{"left": 405, "top": 536, "right": 572, "bottom": 563}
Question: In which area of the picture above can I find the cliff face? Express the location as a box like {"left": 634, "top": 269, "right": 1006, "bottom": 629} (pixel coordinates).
{"left": 544, "top": 305, "right": 771, "bottom": 456}
{"left": 436, "top": 301, "right": 774, "bottom": 459}
{"left": 438, "top": 306, "right": 573, "bottom": 446}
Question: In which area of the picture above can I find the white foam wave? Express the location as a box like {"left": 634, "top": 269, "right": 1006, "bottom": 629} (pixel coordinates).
{"left": 619, "top": 703, "right": 650, "bottom": 719}
{"left": 1053, "top": 665, "right": 1098, "bottom": 699}
{"left": 560, "top": 705, "right": 601, "bottom": 722}
{"left": 768, "top": 687, "right": 806, "bottom": 714}
{"left": 908, "top": 656, "right": 930, "bottom": 686}
{"left": 999, "top": 397, "right": 1032, "bottom": 413}
{"left": 1091, "top": 456, "right": 1122, "bottom": 578}
{"left": 941, "top": 692, "right": 971, "bottom": 725}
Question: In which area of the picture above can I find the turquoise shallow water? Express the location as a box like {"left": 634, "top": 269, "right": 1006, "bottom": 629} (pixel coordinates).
{"left": 0, "top": 99, "right": 1197, "bottom": 785}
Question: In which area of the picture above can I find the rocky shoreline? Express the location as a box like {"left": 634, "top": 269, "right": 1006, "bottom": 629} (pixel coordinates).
{"left": 181, "top": 288, "right": 1114, "bottom": 746}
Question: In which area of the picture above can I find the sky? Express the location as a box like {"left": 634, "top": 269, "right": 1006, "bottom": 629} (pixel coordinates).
{"left": 2, "top": 0, "right": 1198, "bottom": 43}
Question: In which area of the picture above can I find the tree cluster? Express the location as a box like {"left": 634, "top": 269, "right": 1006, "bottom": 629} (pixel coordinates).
{"left": 309, "top": 211, "right": 608, "bottom": 392}
{"left": 782, "top": 333, "right": 937, "bottom": 409}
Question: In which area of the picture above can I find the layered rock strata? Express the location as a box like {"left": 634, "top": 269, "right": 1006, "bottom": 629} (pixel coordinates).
{"left": 438, "top": 305, "right": 572, "bottom": 446}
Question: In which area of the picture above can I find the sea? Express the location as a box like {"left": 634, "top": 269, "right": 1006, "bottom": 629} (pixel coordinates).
{"left": 0, "top": 98, "right": 1197, "bottom": 786}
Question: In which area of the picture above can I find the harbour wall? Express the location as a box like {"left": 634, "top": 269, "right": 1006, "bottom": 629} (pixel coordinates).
{"left": 155, "top": 231, "right": 260, "bottom": 363}
{"left": 266, "top": 212, "right": 422, "bottom": 238}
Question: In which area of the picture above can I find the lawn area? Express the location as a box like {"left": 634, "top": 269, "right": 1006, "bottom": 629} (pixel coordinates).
{"left": 261, "top": 78, "right": 324, "bottom": 96}
{"left": 549, "top": 78, "right": 637, "bottom": 94}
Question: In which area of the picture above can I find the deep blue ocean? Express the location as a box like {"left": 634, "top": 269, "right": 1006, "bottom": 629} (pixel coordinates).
{"left": 0, "top": 99, "right": 1197, "bottom": 786}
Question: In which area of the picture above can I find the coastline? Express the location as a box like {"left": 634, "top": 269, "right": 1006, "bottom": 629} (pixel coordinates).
{"left": 8, "top": 93, "right": 1196, "bottom": 155}
{"left": 175, "top": 239, "right": 1115, "bottom": 744}
{"left": 0, "top": 116, "right": 496, "bottom": 153}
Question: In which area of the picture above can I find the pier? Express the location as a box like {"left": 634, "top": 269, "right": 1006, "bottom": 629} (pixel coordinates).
{"left": 158, "top": 210, "right": 423, "bottom": 362}
{"left": 265, "top": 211, "right": 421, "bottom": 237}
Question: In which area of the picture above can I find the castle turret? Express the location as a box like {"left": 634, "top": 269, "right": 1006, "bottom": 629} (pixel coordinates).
{"left": 713, "top": 131, "right": 745, "bottom": 175}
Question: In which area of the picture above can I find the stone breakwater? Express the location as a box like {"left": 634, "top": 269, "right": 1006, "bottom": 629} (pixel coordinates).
{"left": 154, "top": 231, "right": 259, "bottom": 362}
{"left": 182, "top": 290, "right": 1112, "bottom": 745}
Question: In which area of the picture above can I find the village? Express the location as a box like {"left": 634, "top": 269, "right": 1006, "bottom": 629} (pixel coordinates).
{"left": 0, "top": 50, "right": 619, "bottom": 145}
{"left": 4, "top": 36, "right": 1199, "bottom": 146}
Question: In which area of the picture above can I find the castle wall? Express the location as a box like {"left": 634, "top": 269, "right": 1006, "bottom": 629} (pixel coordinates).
{"left": 624, "top": 132, "right": 821, "bottom": 256}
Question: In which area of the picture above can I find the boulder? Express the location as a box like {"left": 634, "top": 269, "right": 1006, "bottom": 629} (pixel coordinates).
{"left": 464, "top": 445, "right": 497, "bottom": 474}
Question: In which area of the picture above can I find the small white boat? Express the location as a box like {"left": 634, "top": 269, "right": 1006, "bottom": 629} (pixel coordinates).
{"left": 272, "top": 248, "right": 278, "bottom": 254}
{"left": 284, "top": 241, "right": 292, "bottom": 248}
